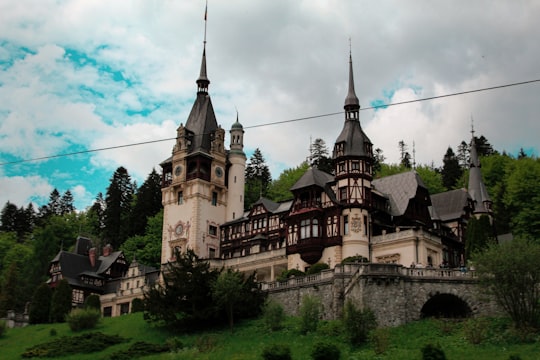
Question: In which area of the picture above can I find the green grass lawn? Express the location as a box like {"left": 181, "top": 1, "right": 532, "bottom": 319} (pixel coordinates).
{"left": 1, "top": 313, "right": 539, "bottom": 359}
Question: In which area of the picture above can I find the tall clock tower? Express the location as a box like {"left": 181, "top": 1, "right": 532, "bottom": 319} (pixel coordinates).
{"left": 159, "top": 42, "right": 245, "bottom": 264}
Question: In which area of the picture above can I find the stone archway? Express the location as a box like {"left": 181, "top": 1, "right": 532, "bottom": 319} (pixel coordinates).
{"left": 421, "top": 293, "right": 472, "bottom": 319}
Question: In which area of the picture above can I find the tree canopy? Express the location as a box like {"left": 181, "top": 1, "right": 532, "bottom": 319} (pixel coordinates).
{"left": 474, "top": 238, "right": 540, "bottom": 330}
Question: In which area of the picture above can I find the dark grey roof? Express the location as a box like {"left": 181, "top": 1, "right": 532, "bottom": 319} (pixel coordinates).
{"left": 372, "top": 171, "right": 427, "bottom": 216}
{"left": 431, "top": 188, "right": 470, "bottom": 221}
{"left": 253, "top": 197, "right": 281, "bottom": 212}
{"left": 344, "top": 53, "right": 359, "bottom": 108}
{"left": 184, "top": 93, "right": 218, "bottom": 154}
{"left": 290, "top": 167, "right": 334, "bottom": 191}
{"left": 334, "top": 120, "right": 372, "bottom": 158}
{"left": 96, "top": 251, "right": 125, "bottom": 275}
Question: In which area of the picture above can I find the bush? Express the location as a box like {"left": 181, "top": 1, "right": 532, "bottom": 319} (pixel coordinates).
{"left": 463, "top": 317, "right": 489, "bottom": 345}
{"left": 131, "top": 298, "right": 144, "bottom": 313}
{"left": 507, "top": 356, "right": 522, "bottom": 360}
{"left": 50, "top": 279, "right": 72, "bottom": 323}
{"left": 29, "top": 283, "right": 52, "bottom": 324}
{"left": 108, "top": 341, "right": 169, "bottom": 360}
{"left": 276, "top": 269, "right": 305, "bottom": 282}
{"left": 421, "top": 343, "right": 447, "bottom": 360}
{"left": 261, "top": 344, "right": 292, "bottom": 360}
{"left": 166, "top": 337, "right": 184, "bottom": 351}
{"left": 262, "top": 299, "right": 285, "bottom": 331}
{"left": 371, "top": 327, "right": 390, "bottom": 355}
{"left": 299, "top": 295, "right": 321, "bottom": 334}
{"left": 306, "top": 263, "right": 329, "bottom": 275}
{"left": 311, "top": 341, "right": 340, "bottom": 360}
{"left": 341, "top": 255, "right": 368, "bottom": 264}
{"left": 84, "top": 294, "right": 101, "bottom": 310}
{"left": 49, "top": 328, "right": 57, "bottom": 337}
{"left": 343, "top": 301, "right": 377, "bottom": 346}
{"left": 66, "top": 308, "right": 101, "bottom": 332}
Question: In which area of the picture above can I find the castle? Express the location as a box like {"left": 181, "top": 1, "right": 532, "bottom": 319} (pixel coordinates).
{"left": 158, "top": 36, "right": 492, "bottom": 282}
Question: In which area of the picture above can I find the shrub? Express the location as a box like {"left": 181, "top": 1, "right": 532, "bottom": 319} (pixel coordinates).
{"left": 22, "top": 332, "right": 126, "bottom": 358}
{"left": 50, "top": 279, "right": 72, "bottom": 323}
{"left": 131, "top": 298, "right": 144, "bottom": 313}
{"left": 311, "top": 341, "right": 340, "bottom": 360}
{"left": 341, "top": 255, "right": 368, "bottom": 264}
{"left": 299, "top": 295, "right": 321, "bottom": 334}
{"left": 343, "top": 301, "right": 377, "bottom": 346}
{"left": 29, "top": 283, "right": 52, "bottom": 324}
{"left": 463, "top": 317, "right": 489, "bottom": 345}
{"left": 49, "top": 328, "right": 57, "bottom": 337}
{"left": 306, "top": 263, "right": 329, "bottom": 275}
{"left": 276, "top": 268, "right": 305, "bottom": 282}
{"left": 371, "top": 327, "right": 390, "bottom": 355}
{"left": 507, "top": 355, "right": 522, "bottom": 360}
{"left": 195, "top": 335, "right": 217, "bottom": 352}
{"left": 108, "top": 341, "right": 169, "bottom": 360}
{"left": 84, "top": 294, "right": 101, "bottom": 310}
{"left": 317, "top": 320, "right": 343, "bottom": 337}
{"left": 421, "top": 343, "right": 447, "bottom": 360}
{"left": 166, "top": 337, "right": 184, "bottom": 351}
{"left": 262, "top": 299, "right": 285, "bottom": 331}
{"left": 261, "top": 344, "right": 292, "bottom": 360}
{"left": 66, "top": 308, "right": 101, "bottom": 332}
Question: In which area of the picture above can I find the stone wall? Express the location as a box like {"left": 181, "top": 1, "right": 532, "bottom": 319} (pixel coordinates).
{"left": 265, "top": 263, "right": 502, "bottom": 327}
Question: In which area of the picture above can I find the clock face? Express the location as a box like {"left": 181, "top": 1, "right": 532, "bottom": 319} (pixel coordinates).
{"left": 215, "top": 166, "right": 223, "bottom": 178}
{"left": 175, "top": 224, "right": 183, "bottom": 235}
{"left": 175, "top": 165, "right": 183, "bottom": 177}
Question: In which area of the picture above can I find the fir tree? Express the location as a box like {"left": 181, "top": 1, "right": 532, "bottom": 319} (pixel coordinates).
{"left": 130, "top": 168, "right": 162, "bottom": 237}
{"left": 441, "top": 147, "right": 462, "bottom": 190}
{"left": 29, "top": 283, "right": 52, "bottom": 324}
{"left": 103, "top": 167, "right": 134, "bottom": 249}
{"left": 245, "top": 149, "right": 272, "bottom": 209}
{"left": 50, "top": 279, "right": 72, "bottom": 323}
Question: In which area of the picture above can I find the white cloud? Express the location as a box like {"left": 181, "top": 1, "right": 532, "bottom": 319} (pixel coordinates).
{"left": 0, "top": 175, "right": 53, "bottom": 207}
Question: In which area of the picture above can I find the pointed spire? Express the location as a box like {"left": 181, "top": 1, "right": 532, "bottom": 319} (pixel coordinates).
{"left": 344, "top": 51, "right": 360, "bottom": 109}
{"left": 197, "top": 1, "right": 210, "bottom": 93}
{"left": 468, "top": 122, "right": 492, "bottom": 214}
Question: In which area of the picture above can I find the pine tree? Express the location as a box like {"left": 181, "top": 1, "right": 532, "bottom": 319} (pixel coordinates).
{"left": 398, "top": 140, "right": 411, "bottom": 169}
{"left": 373, "top": 148, "right": 386, "bottom": 175}
{"left": 441, "top": 147, "right": 462, "bottom": 190}
{"left": 103, "top": 167, "right": 134, "bottom": 249}
{"left": 457, "top": 140, "right": 469, "bottom": 169}
{"left": 50, "top": 279, "right": 72, "bottom": 323}
{"left": 0, "top": 202, "right": 18, "bottom": 233}
{"left": 59, "top": 190, "right": 75, "bottom": 214}
{"left": 0, "top": 262, "right": 20, "bottom": 316}
{"left": 245, "top": 149, "right": 272, "bottom": 209}
{"left": 310, "top": 138, "right": 333, "bottom": 174}
{"left": 29, "top": 283, "right": 52, "bottom": 324}
{"left": 130, "top": 169, "right": 162, "bottom": 237}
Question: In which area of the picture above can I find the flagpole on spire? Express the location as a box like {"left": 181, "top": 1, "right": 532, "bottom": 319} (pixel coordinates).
{"left": 204, "top": 0, "right": 208, "bottom": 46}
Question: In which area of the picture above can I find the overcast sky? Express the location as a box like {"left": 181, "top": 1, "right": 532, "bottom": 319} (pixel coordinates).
{"left": 1, "top": 0, "right": 539, "bottom": 210}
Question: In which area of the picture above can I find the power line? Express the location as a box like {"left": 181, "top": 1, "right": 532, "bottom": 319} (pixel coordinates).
{"left": 1, "top": 78, "right": 539, "bottom": 166}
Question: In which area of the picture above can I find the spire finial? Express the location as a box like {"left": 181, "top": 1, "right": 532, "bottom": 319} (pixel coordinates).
{"left": 470, "top": 114, "right": 475, "bottom": 138}
{"left": 197, "top": 1, "right": 210, "bottom": 93}
{"left": 204, "top": 0, "right": 208, "bottom": 46}
{"left": 344, "top": 40, "right": 360, "bottom": 109}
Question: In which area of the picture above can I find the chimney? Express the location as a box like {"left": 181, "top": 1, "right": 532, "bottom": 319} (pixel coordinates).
{"left": 103, "top": 244, "right": 112, "bottom": 257}
{"left": 89, "top": 247, "right": 96, "bottom": 267}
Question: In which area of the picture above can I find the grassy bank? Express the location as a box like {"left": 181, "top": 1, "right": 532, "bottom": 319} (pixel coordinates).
{"left": 1, "top": 313, "right": 539, "bottom": 359}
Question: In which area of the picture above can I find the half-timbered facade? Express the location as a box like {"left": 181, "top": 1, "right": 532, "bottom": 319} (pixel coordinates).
{"left": 159, "top": 33, "right": 492, "bottom": 281}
